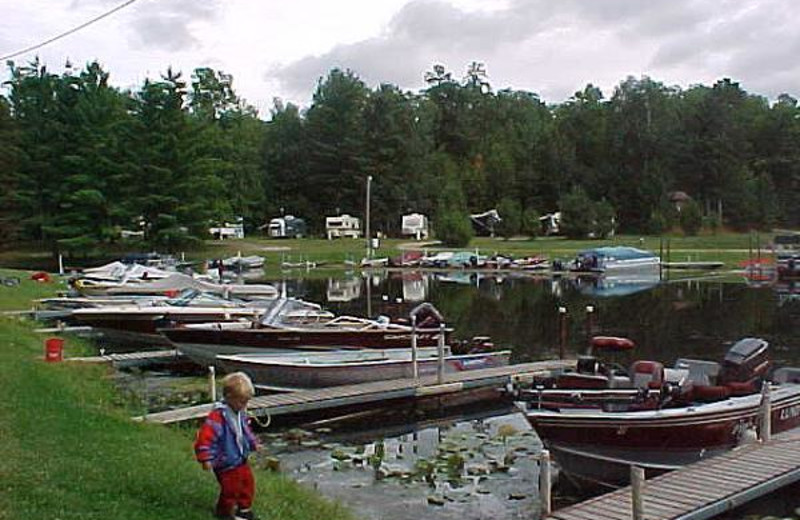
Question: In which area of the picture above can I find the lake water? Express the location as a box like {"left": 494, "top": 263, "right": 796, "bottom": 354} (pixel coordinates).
{"left": 244, "top": 269, "right": 799, "bottom": 520}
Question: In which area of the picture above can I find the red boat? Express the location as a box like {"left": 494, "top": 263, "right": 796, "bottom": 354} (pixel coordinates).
{"left": 518, "top": 337, "right": 800, "bottom": 487}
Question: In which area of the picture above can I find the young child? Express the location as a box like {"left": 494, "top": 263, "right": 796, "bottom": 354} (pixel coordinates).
{"left": 195, "top": 372, "right": 261, "bottom": 520}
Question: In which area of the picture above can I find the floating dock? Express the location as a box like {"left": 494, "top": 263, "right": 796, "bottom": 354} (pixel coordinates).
{"left": 137, "top": 359, "right": 573, "bottom": 424}
{"left": 547, "top": 430, "right": 800, "bottom": 520}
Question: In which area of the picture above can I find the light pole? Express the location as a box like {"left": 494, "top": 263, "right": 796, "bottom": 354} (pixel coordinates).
{"left": 365, "top": 175, "right": 373, "bottom": 259}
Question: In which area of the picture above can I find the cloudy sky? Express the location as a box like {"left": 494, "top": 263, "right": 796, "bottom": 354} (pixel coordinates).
{"left": 1, "top": 0, "right": 797, "bottom": 116}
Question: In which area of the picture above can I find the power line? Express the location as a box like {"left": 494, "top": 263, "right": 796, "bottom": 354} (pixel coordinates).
{"left": 1, "top": 0, "right": 141, "bottom": 62}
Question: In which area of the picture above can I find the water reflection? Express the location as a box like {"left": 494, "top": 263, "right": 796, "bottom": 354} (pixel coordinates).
{"left": 265, "top": 270, "right": 799, "bottom": 367}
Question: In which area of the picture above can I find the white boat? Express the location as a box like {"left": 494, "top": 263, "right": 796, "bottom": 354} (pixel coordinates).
{"left": 213, "top": 347, "right": 512, "bottom": 390}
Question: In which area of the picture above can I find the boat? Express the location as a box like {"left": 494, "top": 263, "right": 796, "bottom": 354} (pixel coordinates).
{"left": 567, "top": 246, "right": 660, "bottom": 274}
{"left": 516, "top": 337, "right": 800, "bottom": 487}
{"left": 210, "top": 255, "right": 266, "bottom": 271}
{"left": 69, "top": 290, "right": 271, "bottom": 345}
{"left": 212, "top": 347, "right": 512, "bottom": 390}
{"left": 72, "top": 272, "right": 278, "bottom": 300}
{"left": 160, "top": 301, "right": 455, "bottom": 366}
{"left": 774, "top": 232, "right": 800, "bottom": 279}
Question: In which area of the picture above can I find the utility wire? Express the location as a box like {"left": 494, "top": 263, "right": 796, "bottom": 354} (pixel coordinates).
{"left": 1, "top": 0, "right": 141, "bottom": 62}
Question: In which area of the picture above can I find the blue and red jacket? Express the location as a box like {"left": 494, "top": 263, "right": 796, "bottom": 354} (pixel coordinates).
{"left": 195, "top": 402, "right": 259, "bottom": 473}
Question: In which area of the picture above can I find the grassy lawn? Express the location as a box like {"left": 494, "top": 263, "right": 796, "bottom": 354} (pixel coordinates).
{"left": 0, "top": 272, "right": 352, "bottom": 520}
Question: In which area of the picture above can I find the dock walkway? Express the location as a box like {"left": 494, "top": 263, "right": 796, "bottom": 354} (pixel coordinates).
{"left": 547, "top": 430, "right": 800, "bottom": 520}
{"left": 138, "top": 359, "right": 572, "bottom": 424}
{"left": 68, "top": 349, "right": 184, "bottom": 368}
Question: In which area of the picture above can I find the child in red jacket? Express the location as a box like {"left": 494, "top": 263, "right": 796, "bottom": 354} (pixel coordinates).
{"left": 195, "top": 372, "right": 261, "bottom": 520}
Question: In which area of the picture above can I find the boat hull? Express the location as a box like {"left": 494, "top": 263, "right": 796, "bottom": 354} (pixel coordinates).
{"left": 523, "top": 385, "right": 800, "bottom": 486}
{"left": 162, "top": 327, "right": 449, "bottom": 362}
{"left": 215, "top": 350, "right": 511, "bottom": 390}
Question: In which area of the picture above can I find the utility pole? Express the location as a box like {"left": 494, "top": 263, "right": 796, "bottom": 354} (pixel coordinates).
{"left": 365, "top": 175, "right": 373, "bottom": 259}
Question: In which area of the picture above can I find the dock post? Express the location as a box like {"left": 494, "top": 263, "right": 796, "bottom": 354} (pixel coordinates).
{"left": 759, "top": 382, "right": 772, "bottom": 442}
{"left": 209, "top": 366, "right": 217, "bottom": 402}
{"left": 631, "top": 465, "right": 645, "bottom": 520}
{"left": 411, "top": 315, "right": 419, "bottom": 381}
{"left": 558, "top": 306, "right": 568, "bottom": 359}
{"left": 539, "top": 449, "right": 552, "bottom": 516}
{"left": 437, "top": 322, "right": 446, "bottom": 384}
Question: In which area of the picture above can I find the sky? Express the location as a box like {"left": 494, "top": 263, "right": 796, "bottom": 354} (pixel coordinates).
{"left": 1, "top": 0, "right": 798, "bottom": 117}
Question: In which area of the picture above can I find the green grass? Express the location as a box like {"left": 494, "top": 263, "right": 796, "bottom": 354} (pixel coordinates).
{"left": 0, "top": 274, "right": 353, "bottom": 520}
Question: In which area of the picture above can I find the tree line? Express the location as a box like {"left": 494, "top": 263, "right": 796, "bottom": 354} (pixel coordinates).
{"left": 1, "top": 59, "right": 798, "bottom": 251}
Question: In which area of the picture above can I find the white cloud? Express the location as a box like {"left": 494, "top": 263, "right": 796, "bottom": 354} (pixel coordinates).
{"left": 1, "top": 0, "right": 798, "bottom": 115}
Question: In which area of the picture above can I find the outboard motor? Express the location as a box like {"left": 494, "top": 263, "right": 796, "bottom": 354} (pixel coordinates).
{"left": 718, "top": 338, "right": 769, "bottom": 395}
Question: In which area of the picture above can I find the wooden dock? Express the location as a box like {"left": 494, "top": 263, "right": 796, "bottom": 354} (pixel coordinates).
{"left": 547, "top": 430, "right": 800, "bottom": 520}
{"left": 68, "top": 349, "right": 185, "bottom": 368}
{"left": 137, "top": 359, "right": 573, "bottom": 424}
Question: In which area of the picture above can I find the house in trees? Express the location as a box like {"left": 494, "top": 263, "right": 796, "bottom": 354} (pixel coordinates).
{"left": 668, "top": 191, "right": 692, "bottom": 213}
{"left": 326, "top": 214, "right": 362, "bottom": 239}
{"left": 470, "top": 209, "right": 502, "bottom": 237}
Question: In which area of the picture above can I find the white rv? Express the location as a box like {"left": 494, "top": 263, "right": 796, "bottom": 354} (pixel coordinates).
{"left": 266, "top": 215, "right": 306, "bottom": 238}
{"left": 326, "top": 214, "right": 362, "bottom": 239}
{"left": 401, "top": 213, "right": 429, "bottom": 240}
{"left": 209, "top": 219, "right": 245, "bottom": 240}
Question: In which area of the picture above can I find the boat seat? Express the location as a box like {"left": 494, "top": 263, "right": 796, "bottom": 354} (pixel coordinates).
{"left": 630, "top": 360, "right": 664, "bottom": 390}
{"left": 675, "top": 358, "right": 720, "bottom": 386}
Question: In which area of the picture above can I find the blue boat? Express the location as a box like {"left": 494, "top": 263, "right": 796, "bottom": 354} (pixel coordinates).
{"left": 569, "top": 246, "right": 660, "bottom": 274}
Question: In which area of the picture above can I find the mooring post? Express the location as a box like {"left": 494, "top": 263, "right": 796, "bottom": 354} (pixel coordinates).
{"left": 209, "top": 366, "right": 217, "bottom": 402}
{"left": 759, "top": 382, "right": 772, "bottom": 442}
{"left": 631, "top": 465, "right": 645, "bottom": 520}
{"left": 437, "top": 322, "right": 446, "bottom": 384}
{"left": 411, "top": 314, "right": 419, "bottom": 381}
{"left": 559, "top": 308, "right": 566, "bottom": 359}
{"left": 539, "top": 449, "right": 552, "bottom": 516}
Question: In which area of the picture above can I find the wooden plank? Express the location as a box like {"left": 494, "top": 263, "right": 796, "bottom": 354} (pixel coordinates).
{"left": 646, "top": 483, "right": 720, "bottom": 503}
{"left": 644, "top": 487, "right": 704, "bottom": 508}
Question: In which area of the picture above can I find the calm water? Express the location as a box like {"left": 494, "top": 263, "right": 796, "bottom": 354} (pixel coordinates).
{"left": 243, "top": 270, "right": 799, "bottom": 520}
{"left": 263, "top": 270, "right": 799, "bottom": 366}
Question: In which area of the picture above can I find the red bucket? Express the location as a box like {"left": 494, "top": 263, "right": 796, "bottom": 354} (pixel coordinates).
{"left": 44, "top": 337, "right": 64, "bottom": 362}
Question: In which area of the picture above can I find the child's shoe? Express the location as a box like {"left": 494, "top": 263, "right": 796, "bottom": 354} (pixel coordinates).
{"left": 235, "top": 509, "right": 260, "bottom": 520}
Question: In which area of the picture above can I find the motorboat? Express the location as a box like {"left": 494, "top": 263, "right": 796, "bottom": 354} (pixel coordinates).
{"left": 160, "top": 301, "right": 457, "bottom": 366}
{"left": 516, "top": 337, "right": 800, "bottom": 487}
{"left": 567, "top": 246, "right": 660, "bottom": 274}
{"left": 213, "top": 347, "right": 511, "bottom": 391}
{"left": 72, "top": 272, "right": 277, "bottom": 300}
{"left": 69, "top": 290, "right": 270, "bottom": 345}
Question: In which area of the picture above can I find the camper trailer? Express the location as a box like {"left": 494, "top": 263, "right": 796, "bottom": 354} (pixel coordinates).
{"left": 266, "top": 215, "right": 306, "bottom": 239}
{"left": 401, "top": 213, "right": 429, "bottom": 240}
{"left": 326, "top": 214, "right": 362, "bottom": 239}
{"left": 209, "top": 219, "right": 245, "bottom": 240}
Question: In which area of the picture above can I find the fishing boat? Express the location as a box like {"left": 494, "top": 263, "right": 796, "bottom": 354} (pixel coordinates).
{"left": 213, "top": 347, "right": 512, "bottom": 390}
{"left": 568, "top": 246, "right": 660, "bottom": 274}
{"left": 161, "top": 301, "right": 456, "bottom": 366}
{"left": 69, "top": 290, "right": 272, "bottom": 345}
{"left": 517, "top": 337, "right": 800, "bottom": 487}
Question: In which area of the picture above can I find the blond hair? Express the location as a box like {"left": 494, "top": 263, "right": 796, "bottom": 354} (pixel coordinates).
{"left": 221, "top": 372, "right": 255, "bottom": 400}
